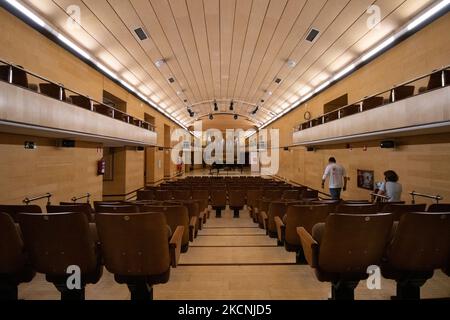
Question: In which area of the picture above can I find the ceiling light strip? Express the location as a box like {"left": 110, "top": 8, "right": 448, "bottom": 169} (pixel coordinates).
{"left": 259, "top": 0, "right": 449, "bottom": 129}
{"left": 5, "top": 0, "right": 189, "bottom": 131}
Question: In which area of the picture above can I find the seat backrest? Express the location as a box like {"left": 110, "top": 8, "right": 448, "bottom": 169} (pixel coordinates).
{"left": 192, "top": 189, "right": 209, "bottom": 201}
{"left": 0, "top": 213, "right": 30, "bottom": 274}
{"left": 172, "top": 189, "right": 191, "bottom": 200}
{"left": 140, "top": 205, "right": 189, "bottom": 245}
{"left": 165, "top": 200, "right": 200, "bottom": 218}
{"left": 136, "top": 190, "right": 155, "bottom": 201}
{"left": 362, "top": 96, "right": 384, "bottom": 111}
{"left": 281, "top": 190, "right": 300, "bottom": 200}
{"left": 95, "top": 205, "right": 139, "bottom": 214}
{"left": 386, "top": 212, "right": 450, "bottom": 271}
{"left": 427, "top": 203, "right": 450, "bottom": 212}
{"left": 155, "top": 190, "right": 173, "bottom": 201}
{"left": 228, "top": 190, "right": 246, "bottom": 207}
{"left": 267, "top": 201, "right": 290, "bottom": 232}
{"left": 70, "top": 95, "right": 91, "bottom": 109}
{"left": 382, "top": 203, "right": 427, "bottom": 220}
{"left": 18, "top": 212, "right": 98, "bottom": 275}
{"left": 39, "top": 83, "right": 66, "bottom": 100}
{"left": 335, "top": 204, "right": 380, "bottom": 214}
{"left": 246, "top": 190, "right": 263, "bottom": 207}
{"left": 302, "top": 189, "right": 319, "bottom": 200}
{"left": 0, "top": 65, "right": 29, "bottom": 88}
{"left": 391, "top": 85, "right": 415, "bottom": 102}
{"left": 47, "top": 204, "right": 94, "bottom": 222}
{"left": 318, "top": 213, "right": 393, "bottom": 273}
{"left": 210, "top": 189, "right": 227, "bottom": 206}
{"left": 0, "top": 205, "right": 42, "bottom": 222}
{"left": 263, "top": 189, "right": 283, "bottom": 200}
{"left": 96, "top": 212, "right": 170, "bottom": 276}
{"left": 93, "top": 201, "right": 123, "bottom": 212}
{"left": 285, "top": 205, "right": 332, "bottom": 245}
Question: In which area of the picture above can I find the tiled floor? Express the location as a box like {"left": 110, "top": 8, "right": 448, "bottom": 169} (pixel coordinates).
{"left": 18, "top": 205, "right": 450, "bottom": 300}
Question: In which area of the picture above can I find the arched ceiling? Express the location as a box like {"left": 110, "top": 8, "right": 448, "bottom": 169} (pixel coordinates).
{"left": 17, "top": 0, "right": 438, "bottom": 129}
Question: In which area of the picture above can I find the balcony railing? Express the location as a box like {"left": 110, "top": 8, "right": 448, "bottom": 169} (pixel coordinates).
{"left": 0, "top": 58, "right": 155, "bottom": 132}
{"left": 294, "top": 65, "right": 450, "bottom": 132}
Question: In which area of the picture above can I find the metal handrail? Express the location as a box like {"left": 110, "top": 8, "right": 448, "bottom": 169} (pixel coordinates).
{"left": 317, "top": 190, "right": 333, "bottom": 199}
{"left": 23, "top": 192, "right": 52, "bottom": 205}
{"left": 295, "top": 65, "right": 450, "bottom": 132}
{"left": 370, "top": 192, "right": 390, "bottom": 202}
{"left": 410, "top": 191, "right": 443, "bottom": 204}
{"left": 71, "top": 193, "right": 91, "bottom": 204}
{"left": 0, "top": 58, "right": 156, "bottom": 132}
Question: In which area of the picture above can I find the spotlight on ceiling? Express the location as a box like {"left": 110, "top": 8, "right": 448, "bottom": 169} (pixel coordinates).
{"left": 187, "top": 107, "right": 194, "bottom": 117}
{"left": 233, "top": 114, "right": 238, "bottom": 120}
{"left": 209, "top": 114, "right": 213, "bottom": 120}
{"left": 251, "top": 106, "right": 259, "bottom": 115}
{"left": 230, "top": 100, "right": 234, "bottom": 111}
{"left": 213, "top": 100, "right": 218, "bottom": 111}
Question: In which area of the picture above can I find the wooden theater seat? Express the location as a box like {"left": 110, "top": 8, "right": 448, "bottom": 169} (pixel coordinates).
{"left": 381, "top": 203, "right": 427, "bottom": 221}
{"left": 39, "top": 82, "right": 66, "bottom": 100}
{"left": 140, "top": 204, "right": 191, "bottom": 252}
{"left": 0, "top": 213, "right": 35, "bottom": 300}
{"left": 381, "top": 212, "right": 450, "bottom": 299}
{"left": 0, "top": 205, "right": 42, "bottom": 222}
{"left": 228, "top": 189, "right": 245, "bottom": 218}
{"left": 95, "top": 212, "right": 183, "bottom": 300}
{"left": 298, "top": 213, "right": 393, "bottom": 300}
{"left": 18, "top": 212, "right": 103, "bottom": 300}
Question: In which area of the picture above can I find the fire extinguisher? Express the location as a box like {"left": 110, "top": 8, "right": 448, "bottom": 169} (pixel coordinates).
{"left": 97, "top": 158, "right": 106, "bottom": 175}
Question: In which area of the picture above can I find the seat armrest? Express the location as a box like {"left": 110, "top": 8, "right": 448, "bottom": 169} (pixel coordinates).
{"left": 198, "top": 212, "right": 205, "bottom": 229}
{"left": 169, "top": 226, "right": 185, "bottom": 268}
{"left": 274, "top": 216, "right": 285, "bottom": 243}
{"left": 261, "top": 211, "right": 268, "bottom": 233}
{"left": 189, "top": 216, "right": 197, "bottom": 242}
{"left": 297, "top": 227, "right": 319, "bottom": 268}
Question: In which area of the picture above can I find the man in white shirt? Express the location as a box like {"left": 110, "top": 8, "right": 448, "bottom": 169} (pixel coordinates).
{"left": 321, "top": 157, "right": 348, "bottom": 200}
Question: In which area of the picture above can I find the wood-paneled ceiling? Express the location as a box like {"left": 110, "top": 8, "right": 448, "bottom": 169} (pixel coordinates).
{"left": 21, "top": 0, "right": 437, "bottom": 129}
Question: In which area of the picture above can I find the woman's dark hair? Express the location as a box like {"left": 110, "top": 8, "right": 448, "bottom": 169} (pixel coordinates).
{"left": 384, "top": 170, "right": 399, "bottom": 182}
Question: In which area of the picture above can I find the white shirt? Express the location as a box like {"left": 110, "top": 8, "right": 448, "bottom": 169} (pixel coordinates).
{"left": 323, "top": 163, "right": 346, "bottom": 188}
{"left": 176, "top": 156, "right": 183, "bottom": 165}
{"left": 380, "top": 181, "right": 402, "bottom": 202}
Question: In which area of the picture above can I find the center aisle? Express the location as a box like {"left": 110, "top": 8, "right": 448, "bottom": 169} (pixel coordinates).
{"left": 155, "top": 205, "right": 326, "bottom": 300}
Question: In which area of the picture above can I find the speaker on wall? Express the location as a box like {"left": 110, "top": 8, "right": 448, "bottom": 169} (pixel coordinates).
{"left": 57, "top": 139, "right": 75, "bottom": 148}
{"left": 306, "top": 146, "right": 315, "bottom": 152}
{"left": 380, "top": 140, "right": 395, "bottom": 148}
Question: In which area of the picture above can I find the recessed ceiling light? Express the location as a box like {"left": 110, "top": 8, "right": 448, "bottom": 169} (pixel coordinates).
{"left": 168, "top": 77, "right": 175, "bottom": 84}
{"left": 275, "top": 78, "right": 282, "bottom": 84}
{"left": 155, "top": 59, "right": 165, "bottom": 68}
{"left": 287, "top": 60, "right": 296, "bottom": 68}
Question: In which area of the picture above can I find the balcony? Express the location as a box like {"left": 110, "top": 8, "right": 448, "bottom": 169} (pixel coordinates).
{"left": 293, "top": 66, "right": 450, "bottom": 146}
{"left": 0, "top": 60, "right": 156, "bottom": 146}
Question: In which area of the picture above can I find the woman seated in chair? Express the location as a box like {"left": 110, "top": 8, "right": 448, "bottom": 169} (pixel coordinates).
{"left": 377, "top": 170, "right": 402, "bottom": 202}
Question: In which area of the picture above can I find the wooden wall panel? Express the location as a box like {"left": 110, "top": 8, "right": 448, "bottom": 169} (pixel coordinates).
{"left": 0, "top": 133, "right": 103, "bottom": 207}
{"left": 268, "top": 14, "right": 450, "bottom": 205}
{"left": 285, "top": 134, "right": 450, "bottom": 205}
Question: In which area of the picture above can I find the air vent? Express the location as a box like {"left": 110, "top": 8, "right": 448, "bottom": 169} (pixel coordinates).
{"left": 134, "top": 27, "right": 148, "bottom": 41}
{"left": 168, "top": 77, "right": 175, "bottom": 84}
{"left": 305, "top": 28, "right": 320, "bottom": 42}
{"left": 275, "top": 78, "right": 282, "bottom": 84}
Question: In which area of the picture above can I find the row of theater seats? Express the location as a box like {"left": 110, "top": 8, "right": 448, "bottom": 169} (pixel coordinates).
{"left": 0, "top": 65, "right": 148, "bottom": 127}
{"left": 0, "top": 197, "right": 211, "bottom": 301}
{"left": 304, "top": 69, "right": 450, "bottom": 128}
{"left": 249, "top": 191, "right": 450, "bottom": 300}
{"left": 143, "top": 176, "right": 314, "bottom": 218}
